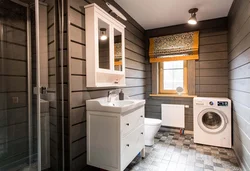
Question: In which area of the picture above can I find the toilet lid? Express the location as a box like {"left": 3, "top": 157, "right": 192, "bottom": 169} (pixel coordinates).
{"left": 145, "top": 118, "right": 162, "bottom": 126}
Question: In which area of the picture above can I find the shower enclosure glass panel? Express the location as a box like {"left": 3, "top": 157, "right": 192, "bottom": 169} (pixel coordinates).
{"left": 0, "top": 0, "right": 65, "bottom": 170}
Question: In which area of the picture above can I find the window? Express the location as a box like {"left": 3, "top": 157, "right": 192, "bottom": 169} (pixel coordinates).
{"left": 159, "top": 60, "right": 187, "bottom": 94}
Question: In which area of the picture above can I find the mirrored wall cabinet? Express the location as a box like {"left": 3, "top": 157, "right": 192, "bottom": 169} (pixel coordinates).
{"left": 85, "top": 3, "right": 126, "bottom": 87}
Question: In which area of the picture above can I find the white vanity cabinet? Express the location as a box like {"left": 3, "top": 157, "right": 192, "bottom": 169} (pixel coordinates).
{"left": 85, "top": 3, "right": 126, "bottom": 87}
{"left": 87, "top": 102, "right": 145, "bottom": 171}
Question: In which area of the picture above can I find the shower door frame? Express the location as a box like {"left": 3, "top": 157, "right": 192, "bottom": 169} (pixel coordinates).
{"left": 12, "top": 0, "right": 35, "bottom": 167}
{"left": 3, "top": 0, "right": 65, "bottom": 170}
{"left": 35, "top": 0, "right": 42, "bottom": 170}
{"left": 1, "top": 0, "right": 41, "bottom": 170}
{"left": 14, "top": 0, "right": 42, "bottom": 170}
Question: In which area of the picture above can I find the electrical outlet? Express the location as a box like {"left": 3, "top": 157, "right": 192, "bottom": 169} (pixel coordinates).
{"left": 12, "top": 97, "right": 19, "bottom": 104}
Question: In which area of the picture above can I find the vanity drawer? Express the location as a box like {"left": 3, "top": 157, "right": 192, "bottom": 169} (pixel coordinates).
{"left": 121, "top": 107, "right": 144, "bottom": 137}
{"left": 121, "top": 125, "right": 144, "bottom": 170}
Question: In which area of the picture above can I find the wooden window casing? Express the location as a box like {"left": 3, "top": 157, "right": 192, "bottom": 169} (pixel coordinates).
{"left": 159, "top": 61, "right": 188, "bottom": 94}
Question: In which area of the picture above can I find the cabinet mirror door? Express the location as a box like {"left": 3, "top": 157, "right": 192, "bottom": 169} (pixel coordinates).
{"left": 98, "top": 18, "right": 110, "bottom": 70}
{"left": 114, "top": 28, "right": 122, "bottom": 71}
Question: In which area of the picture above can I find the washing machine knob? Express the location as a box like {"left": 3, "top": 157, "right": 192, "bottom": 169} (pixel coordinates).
{"left": 209, "top": 101, "right": 214, "bottom": 106}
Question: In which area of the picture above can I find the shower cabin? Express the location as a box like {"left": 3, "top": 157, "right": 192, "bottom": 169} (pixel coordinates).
{"left": 0, "top": 0, "right": 66, "bottom": 170}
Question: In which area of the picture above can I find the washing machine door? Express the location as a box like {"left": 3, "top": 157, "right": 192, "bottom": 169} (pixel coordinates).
{"left": 198, "top": 108, "right": 228, "bottom": 134}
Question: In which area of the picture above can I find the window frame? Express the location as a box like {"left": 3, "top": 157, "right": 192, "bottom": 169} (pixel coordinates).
{"left": 159, "top": 60, "right": 188, "bottom": 94}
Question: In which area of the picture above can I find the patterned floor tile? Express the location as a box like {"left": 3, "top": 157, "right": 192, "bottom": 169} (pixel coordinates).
{"left": 125, "top": 131, "right": 241, "bottom": 171}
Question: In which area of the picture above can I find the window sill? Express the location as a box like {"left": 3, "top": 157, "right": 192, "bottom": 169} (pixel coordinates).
{"left": 150, "top": 94, "right": 197, "bottom": 98}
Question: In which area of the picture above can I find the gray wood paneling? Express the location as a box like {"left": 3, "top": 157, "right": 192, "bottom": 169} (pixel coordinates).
{"left": 196, "top": 36, "right": 229, "bottom": 96}
{"left": 200, "top": 43, "right": 227, "bottom": 53}
{"left": 228, "top": 0, "right": 250, "bottom": 46}
{"left": 125, "top": 68, "right": 146, "bottom": 78}
{"left": 70, "top": 41, "right": 86, "bottom": 59}
{"left": 197, "top": 77, "right": 228, "bottom": 85}
{"left": 199, "top": 52, "right": 228, "bottom": 61}
{"left": 197, "top": 68, "right": 228, "bottom": 77}
{"left": 0, "top": 107, "right": 27, "bottom": 127}
{"left": 71, "top": 122, "right": 86, "bottom": 142}
{"left": 198, "top": 60, "right": 228, "bottom": 69}
{"left": 70, "top": 25, "right": 85, "bottom": 44}
{"left": 229, "top": 63, "right": 250, "bottom": 79}
{"left": 71, "top": 59, "right": 86, "bottom": 75}
{"left": 229, "top": 33, "right": 250, "bottom": 61}
{"left": 125, "top": 39, "right": 145, "bottom": 55}
{"left": 0, "top": 76, "right": 26, "bottom": 92}
{"left": 200, "top": 34, "right": 227, "bottom": 45}
{"left": 0, "top": 59, "right": 26, "bottom": 76}
{"left": 125, "top": 59, "right": 145, "bottom": 70}
{"left": 229, "top": 48, "right": 250, "bottom": 70}
{"left": 229, "top": 0, "right": 250, "bottom": 170}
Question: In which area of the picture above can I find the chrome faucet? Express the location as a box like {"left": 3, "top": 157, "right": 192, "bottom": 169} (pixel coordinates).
{"left": 107, "top": 90, "right": 117, "bottom": 102}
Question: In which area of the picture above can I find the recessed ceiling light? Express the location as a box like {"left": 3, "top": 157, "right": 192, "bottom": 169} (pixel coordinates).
{"left": 188, "top": 8, "right": 198, "bottom": 25}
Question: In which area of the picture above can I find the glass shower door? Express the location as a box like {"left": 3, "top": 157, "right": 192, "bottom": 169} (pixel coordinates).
{"left": 0, "top": 0, "right": 39, "bottom": 170}
{"left": 0, "top": 0, "right": 65, "bottom": 170}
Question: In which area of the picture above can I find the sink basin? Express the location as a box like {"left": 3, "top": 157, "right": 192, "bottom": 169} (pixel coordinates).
{"left": 86, "top": 97, "right": 145, "bottom": 113}
{"left": 103, "top": 101, "right": 134, "bottom": 107}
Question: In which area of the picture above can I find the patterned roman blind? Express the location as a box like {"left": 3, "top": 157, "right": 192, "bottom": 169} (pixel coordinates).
{"left": 114, "top": 43, "right": 122, "bottom": 66}
{"left": 149, "top": 31, "right": 199, "bottom": 63}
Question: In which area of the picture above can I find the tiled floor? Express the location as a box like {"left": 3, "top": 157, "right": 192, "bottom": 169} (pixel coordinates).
{"left": 125, "top": 130, "right": 241, "bottom": 171}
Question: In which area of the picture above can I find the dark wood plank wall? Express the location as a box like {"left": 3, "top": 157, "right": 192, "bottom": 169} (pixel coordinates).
{"left": 196, "top": 30, "right": 228, "bottom": 97}
{"left": 46, "top": 1, "right": 68, "bottom": 170}
{"left": 145, "top": 18, "right": 228, "bottom": 131}
{"left": 228, "top": 0, "right": 250, "bottom": 170}
{"left": 0, "top": 2, "right": 29, "bottom": 167}
{"left": 65, "top": 0, "right": 146, "bottom": 170}
{"left": 47, "top": 2, "right": 60, "bottom": 170}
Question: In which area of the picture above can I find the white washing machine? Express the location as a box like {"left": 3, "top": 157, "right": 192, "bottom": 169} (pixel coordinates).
{"left": 194, "top": 97, "right": 231, "bottom": 148}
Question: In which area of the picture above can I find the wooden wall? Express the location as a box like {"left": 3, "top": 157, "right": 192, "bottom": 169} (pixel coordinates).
{"left": 47, "top": 1, "right": 62, "bottom": 170}
{"left": 228, "top": 0, "right": 250, "bottom": 170}
{"left": 65, "top": 0, "right": 146, "bottom": 170}
{"left": 0, "top": 1, "right": 29, "bottom": 168}
{"left": 145, "top": 18, "right": 228, "bottom": 131}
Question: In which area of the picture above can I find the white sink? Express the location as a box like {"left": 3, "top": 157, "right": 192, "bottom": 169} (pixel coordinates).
{"left": 103, "top": 101, "right": 134, "bottom": 107}
{"left": 86, "top": 97, "right": 145, "bottom": 113}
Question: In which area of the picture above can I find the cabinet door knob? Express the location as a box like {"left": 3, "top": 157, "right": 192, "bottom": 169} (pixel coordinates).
{"left": 126, "top": 123, "right": 129, "bottom": 126}
{"left": 141, "top": 132, "right": 143, "bottom": 135}
{"left": 140, "top": 115, "right": 143, "bottom": 118}
{"left": 126, "top": 144, "right": 129, "bottom": 147}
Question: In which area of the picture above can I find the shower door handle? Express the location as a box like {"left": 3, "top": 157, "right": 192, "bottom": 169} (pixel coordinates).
{"left": 40, "top": 87, "right": 48, "bottom": 94}
{"left": 33, "top": 87, "right": 48, "bottom": 95}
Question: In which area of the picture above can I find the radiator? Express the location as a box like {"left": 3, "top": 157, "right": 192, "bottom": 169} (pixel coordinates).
{"left": 161, "top": 104, "right": 185, "bottom": 128}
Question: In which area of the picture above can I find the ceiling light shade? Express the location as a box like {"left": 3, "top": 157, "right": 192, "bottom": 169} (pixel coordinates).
{"left": 100, "top": 28, "right": 107, "bottom": 40}
{"left": 188, "top": 8, "right": 198, "bottom": 25}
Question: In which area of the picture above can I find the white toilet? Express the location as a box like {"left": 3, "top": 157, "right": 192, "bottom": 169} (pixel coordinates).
{"left": 144, "top": 118, "right": 162, "bottom": 146}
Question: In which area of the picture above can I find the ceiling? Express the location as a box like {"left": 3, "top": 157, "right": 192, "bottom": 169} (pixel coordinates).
{"left": 114, "top": 0, "right": 234, "bottom": 30}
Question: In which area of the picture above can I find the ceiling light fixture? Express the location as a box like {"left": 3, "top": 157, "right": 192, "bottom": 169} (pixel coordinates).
{"left": 100, "top": 28, "right": 107, "bottom": 41}
{"left": 188, "top": 8, "right": 198, "bottom": 25}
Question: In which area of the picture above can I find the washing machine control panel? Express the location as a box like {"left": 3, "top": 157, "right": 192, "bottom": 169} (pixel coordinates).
{"left": 217, "top": 101, "right": 229, "bottom": 106}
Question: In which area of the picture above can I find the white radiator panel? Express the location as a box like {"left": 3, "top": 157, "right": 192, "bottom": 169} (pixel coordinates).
{"left": 161, "top": 104, "right": 185, "bottom": 128}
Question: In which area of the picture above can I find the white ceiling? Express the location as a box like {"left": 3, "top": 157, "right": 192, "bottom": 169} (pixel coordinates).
{"left": 114, "top": 0, "right": 234, "bottom": 30}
